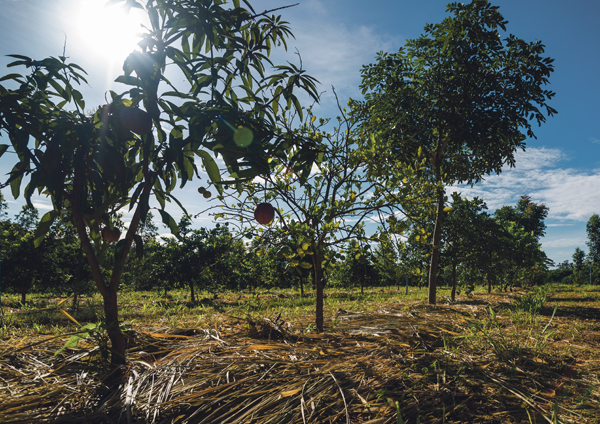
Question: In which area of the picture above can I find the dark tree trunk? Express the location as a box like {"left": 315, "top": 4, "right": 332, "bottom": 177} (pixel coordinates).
{"left": 487, "top": 273, "right": 492, "bottom": 294}
{"left": 451, "top": 262, "right": 457, "bottom": 302}
{"left": 313, "top": 251, "right": 324, "bottom": 332}
{"left": 361, "top": 261, "right": 366, "bottom": 295}
{"left": 70, "top": 153, "right": 152, "bottom": 369}
{"left": 300, "top": 277, "right": 304, "bottom": 297}
{"left": 103, "top": 289, "right": 126, "bottom": 366}
{"left": 190, "top": 280, "right": 195, "bottom": 303}
{"left": 428, "top": 184, "right": 445, "bottom": 305}
{"left": 73, "top": 247, "right": 83, "bottom": 311}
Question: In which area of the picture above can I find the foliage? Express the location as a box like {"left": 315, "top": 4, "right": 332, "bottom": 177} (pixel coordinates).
{"left": 441, "top": 193, "right": 491, "bottom": 298}
{"left": 494, "top": 195, "right": 549, "bottom": 241}
{"left": 353, "top": 0, "right": 556, "bottom": 304}
{"left": 586, "top": 213, "right": 600, "bottom": 263}
{"left": 330, "top": 241, "right": 378, "bottom": 292}
{"left": 493, "top": 197, "right": 550, "bottom": 288}
{"left": 1, "top": 206, "right": 94, "bottom": 302}
{"left": 572, "top": 247, "right": 586, "bottom": 284}
{"left": 217, "top": 103, "right": 410, "bottom": 330}
{"left": 0, "top": 0, "right": 319, "bottom": 365}
{"left": 372, "top": 233, "right": 399, "bottom": 288}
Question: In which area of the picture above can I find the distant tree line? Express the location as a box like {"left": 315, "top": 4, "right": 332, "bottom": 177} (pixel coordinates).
{"left": 2, "top": 190, "right": 558, "bottom": 305}
{"left": 547, "top": 214, "right": 600, "bottom": 285}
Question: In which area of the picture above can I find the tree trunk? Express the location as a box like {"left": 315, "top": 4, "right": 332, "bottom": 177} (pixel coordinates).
{"left": 451, "top": 262, "right": 457, "bottom": 302}
{"left": 313, "top": 250, "right": 324, "bottom": 332}
{"left": 73, "top": 247, "right": 83, "bottom": 311}
{"left": 487, "top": 273, "right": 492, "bottom": 294}
{"left": 190, "top": 280, "right": 195, "bottom": 303}
{"left": 428, "top": 185, "right": 445, "bottom": 305}
{"left": 103, "top": 289, "right": 127, "bottom": 367}
{"left": 300, "top": 277, "right": 304, "bottom": 297}
{"left": 70, "top": 154, "right": 152, "bottom": 369}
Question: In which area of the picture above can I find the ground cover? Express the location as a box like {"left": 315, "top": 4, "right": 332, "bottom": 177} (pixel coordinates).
{"left": 0, "top": 284, "right": 599, "bottom": 423}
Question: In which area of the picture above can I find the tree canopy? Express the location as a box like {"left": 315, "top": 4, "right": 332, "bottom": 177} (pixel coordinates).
{"left": 353, "top": 0, "right": 556, "bottom": 304}
{"left": 0, "top": 0, "right": 319, "bottom": 365}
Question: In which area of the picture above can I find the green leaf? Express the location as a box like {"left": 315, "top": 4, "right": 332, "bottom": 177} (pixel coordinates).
{"left": 33, "top": 210, "right": 59, "bottom": 248}
{"left": 9, "top": 175, "right": 22, "bottom": 199}
{"left": 114, "top": 239, "right": 127, "bottom": 268}
{"left": 158, "top": 209, "right": 180, "bottom": 236}
{"left": 0, "top": 73, "right": 24, "bottom": 82}
{"left": 134, "top": 234, "right": 144, "bottom": 259}
{"left": 196, "top": 150, "right": 222, "bottom": 194}
{"left": 114, "top": 75, "right": 140, "bottom": 86}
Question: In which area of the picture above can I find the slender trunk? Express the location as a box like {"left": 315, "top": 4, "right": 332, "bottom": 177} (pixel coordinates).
{"left": 362, "top": 261, "right": 366, "bottom": 295}
{"left": 487, "top": 273, "right": 492, "bottom": 294}
{"left": 300, "top": 277, "right": 304, "bottom": 297}
{"left": 451, "top": 262, "right": 457, "bottom": 302}
{"left": 313, "top": 250, "right": 324, "bottom": 332}
{"left": 428, "top": 184, "right": 445, "bottom": 305}
{"left": 21, "top": 289, "right": 27, "bottom": 304}
{"left": 73, "top": 247, "right": 83, "bottom": 311}
{"left": 103, "top": 289, "right": 126, "bottom": 366}
{"left": 69, "top": 136, "right": 152, "bottom": 369}
{"left": 190, "top": 280, "right": 195, "bottom": 303}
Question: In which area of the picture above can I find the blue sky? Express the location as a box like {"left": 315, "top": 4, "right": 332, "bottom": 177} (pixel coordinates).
{"left": 1, "top": 0, "right": 599, "bottom": 266}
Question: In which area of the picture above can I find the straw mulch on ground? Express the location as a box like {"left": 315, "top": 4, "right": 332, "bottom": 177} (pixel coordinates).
{"left": 1, "top": 295, "right": 599, "bottom": 423}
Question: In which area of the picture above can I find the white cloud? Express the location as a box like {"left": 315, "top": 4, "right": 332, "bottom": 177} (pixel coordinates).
{"left": 542, "top": 237, "right": 587, "bottom": 248}
{"left": 32, "top": 201, "right": 53, "bottom": 210}
{"left": 454, "top": 147, "right": 600, "bottom": 221}
{"left": 590, "top": 137, "right": 600, "bottom": 144}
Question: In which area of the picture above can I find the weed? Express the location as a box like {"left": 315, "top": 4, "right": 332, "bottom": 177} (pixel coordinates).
{"left": 396, "top": 401, "right": 405, "bottom": 424}
{"left": 515, "top": 285, "right": 550, "bottom": 315}
{"left": 460, "top": 304, "right": 558, "bottom": 362}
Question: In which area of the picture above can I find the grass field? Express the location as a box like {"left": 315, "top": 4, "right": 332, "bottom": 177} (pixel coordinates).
{"left": 1, "top": 284, "right": 599, "bottom": 423}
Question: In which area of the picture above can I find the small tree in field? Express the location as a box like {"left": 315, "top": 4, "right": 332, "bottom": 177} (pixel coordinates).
{"left": 442, "top": 194, "right": 491, "bottom": 300}
{"left": 354, "top": 0, "right": 556, "bottom": 304}
{"left": 216, "top": 103, "right": 414, "bottom": 331}
{"left": 0, "top": 0, "right": 318, "bottom": 365}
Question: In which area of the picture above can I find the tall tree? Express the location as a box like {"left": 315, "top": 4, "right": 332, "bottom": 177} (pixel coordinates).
{"left": 573, "top": 247, "right": 586, "bottom": 284}
{"left": 0, "top": 0, "right": 318, "bottom": 365}
{"left": 586, "top": 214, "right": 600, "bottom": 263}
{"left": 353, "top": 0, "right": 556, "bottom": 304}
{"left": 494, "top": 198, "right": 550, "bottom": 288}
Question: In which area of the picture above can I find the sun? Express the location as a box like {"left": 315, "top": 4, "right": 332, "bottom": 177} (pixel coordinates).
{"left": 74, "top": 0, "right": 146, "bottom": 63}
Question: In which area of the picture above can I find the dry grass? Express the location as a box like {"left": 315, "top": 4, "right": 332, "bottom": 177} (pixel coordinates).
{"left": 1, "top": 285, "right": 600, "bottom": 423}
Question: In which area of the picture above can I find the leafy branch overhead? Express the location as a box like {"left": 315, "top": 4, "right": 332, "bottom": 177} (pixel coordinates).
{"left": 0, "top": 0, "right": 320, "bottom": 366}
